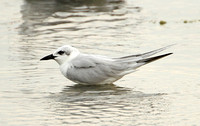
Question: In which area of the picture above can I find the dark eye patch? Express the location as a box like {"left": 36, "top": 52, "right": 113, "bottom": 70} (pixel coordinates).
{"left": 58, "top": 50, "right": 65, "bottom": 55}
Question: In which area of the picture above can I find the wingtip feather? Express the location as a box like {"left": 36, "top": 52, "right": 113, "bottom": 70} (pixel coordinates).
{"left": 137, "top": 53, "right": 173, "bottom": 64}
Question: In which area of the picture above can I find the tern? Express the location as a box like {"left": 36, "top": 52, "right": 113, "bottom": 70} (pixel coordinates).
{"left": 41, "top": 45, "right": 173, "bottom": 85}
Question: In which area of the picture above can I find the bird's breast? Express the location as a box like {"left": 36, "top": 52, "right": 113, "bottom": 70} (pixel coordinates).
{"left": 60, "top": 63, "right": 73, "bottom": 77}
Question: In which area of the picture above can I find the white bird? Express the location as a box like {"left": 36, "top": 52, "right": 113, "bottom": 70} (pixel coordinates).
{"left": 40, "top": 45, "right": 173, "bottom": 85}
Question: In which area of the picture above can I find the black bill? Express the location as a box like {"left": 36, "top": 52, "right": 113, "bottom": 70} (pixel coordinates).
{"left": 40, "top": 54, "right": 56, "bottom": 60}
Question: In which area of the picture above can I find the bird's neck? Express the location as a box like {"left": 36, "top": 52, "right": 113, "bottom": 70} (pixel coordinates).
{"left": 68, "top": 50, "right": 80, "bottom": 62}
{"left": 59, "top": 52, "right": 80, "bottom": 77}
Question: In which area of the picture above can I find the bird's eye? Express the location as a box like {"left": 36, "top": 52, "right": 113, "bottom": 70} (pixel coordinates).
{"left": 58, "top": 51, "right": 64, "bottom": 55}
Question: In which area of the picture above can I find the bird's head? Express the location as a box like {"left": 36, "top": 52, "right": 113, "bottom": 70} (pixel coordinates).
{"left": 40, "top": 45, "right": 80, "bottom": 65}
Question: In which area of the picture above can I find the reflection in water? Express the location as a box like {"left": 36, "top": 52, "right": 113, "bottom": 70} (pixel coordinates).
{"left": 56, "top": 84, "right": 131, "bottom": 101}
{"left": 17, "top": 0, "right": 142, "bottom": 61}
{"left": 20, "top": 0, "right": 125, "bottom": 35}
{"left": 46, "top": 84, "right": 167, "bottom": 125}
{"left": 16, "top": 0, "right": 132, "bottom": 66}
{"left": 50, "top": 83, "right": 165, "bottom": 102}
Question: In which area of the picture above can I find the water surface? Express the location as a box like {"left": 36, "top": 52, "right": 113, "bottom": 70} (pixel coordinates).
{"left": 0, "top": 0, "right": 200, "bottom": 125}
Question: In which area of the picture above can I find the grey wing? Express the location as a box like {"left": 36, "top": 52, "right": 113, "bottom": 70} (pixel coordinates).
{"left": 67, "top": 54, "right": 126, "bottom": 84}
{"left": 114, "top": 44, "right": 174, "bottom": 60}
{"left": 113, "top": 45, "right": 174, "bottom": 73}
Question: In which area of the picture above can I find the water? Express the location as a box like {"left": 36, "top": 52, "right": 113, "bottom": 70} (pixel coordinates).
{"left": 0, "top": 0, "right": 200, "bottom": 125}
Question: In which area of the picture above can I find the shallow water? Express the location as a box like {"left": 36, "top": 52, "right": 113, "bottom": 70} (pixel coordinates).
{"left": 0, "top": 0, "right": 200, "bottom": 125}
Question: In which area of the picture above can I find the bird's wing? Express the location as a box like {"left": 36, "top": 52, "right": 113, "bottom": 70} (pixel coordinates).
{"left": 115, "top": 44, "right": 174, "bottom": 60}
{"left": 67, "top": 54, "right": 126, "bottom": 84}
{"left": 71, "top": 54, "right": 97, "bottom": 68}
{"left": 111, "top": 45, "right": 174, "bottom": 75}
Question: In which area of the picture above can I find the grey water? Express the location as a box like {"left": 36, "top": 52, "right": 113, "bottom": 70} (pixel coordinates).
{"left": 0, "top": 0, "right": 200, "bottom": 125}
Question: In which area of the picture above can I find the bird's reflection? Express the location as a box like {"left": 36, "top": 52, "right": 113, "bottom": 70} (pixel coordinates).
{"left": 57, "top": 84, "right": 131, "bottom": 100}
{"left": 46, "top": 84, "right": 168, "bottom": 125}
{"left": 49, "top": 83, "right": 166, "bottom": 104}
{"left": 47, "top": 84, "right": 133, "bottom": 103}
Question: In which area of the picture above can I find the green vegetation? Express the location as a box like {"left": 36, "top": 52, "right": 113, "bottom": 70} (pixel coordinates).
{"left": 150, "top": 19, "right": 199, "bottom": 25}
{"left": 159, "top": 20, "right": 167, "bottom": 25}
{"left": 183, "top": 20, "right": 200, "bottom": 23}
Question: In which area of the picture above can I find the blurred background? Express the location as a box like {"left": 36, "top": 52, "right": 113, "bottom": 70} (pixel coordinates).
{"left": 0, "top": 0, "right": 200, "bottom": 125}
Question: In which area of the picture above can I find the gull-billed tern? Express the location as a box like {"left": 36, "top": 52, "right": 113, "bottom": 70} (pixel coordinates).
{"left": 41, "top": 45, "right": 173, "bottom": 85}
